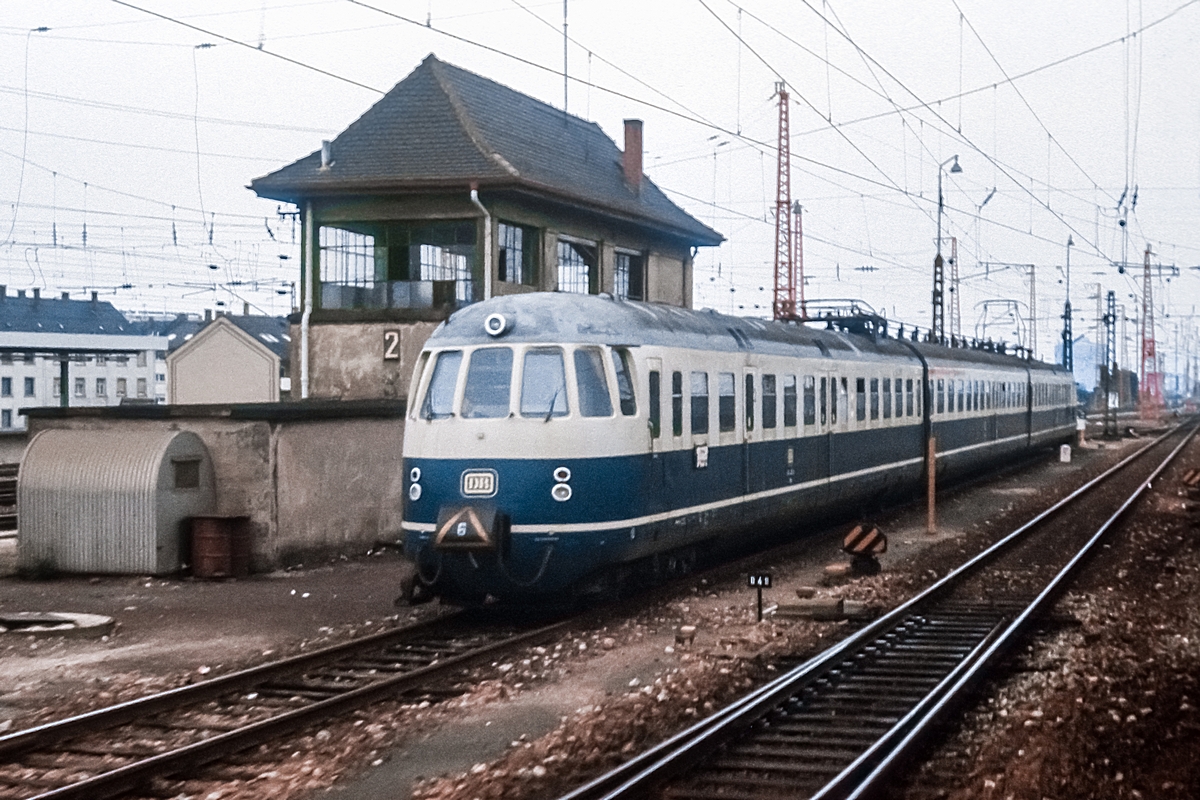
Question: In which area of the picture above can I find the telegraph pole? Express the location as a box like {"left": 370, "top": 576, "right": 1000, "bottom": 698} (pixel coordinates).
{"left": 1062, "top": 236, "right": 1073, "bottom": 371}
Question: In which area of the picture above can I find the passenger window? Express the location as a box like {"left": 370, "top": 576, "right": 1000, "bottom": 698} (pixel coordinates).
{"left": 420, "top": 350, "right": 462, "bottom": 420}
{"left": 894, "top": 377, "right": 902, "bottom": 418}
{"left": 783, "top": 375, "right": 798, "bottom": 427}
{"left": 611, "top": 348, "right": 637, "bottom": 416}
{"left": 690, "top": 371, "right": 709, "bottom": 435}
{"left": 855, "top": 378, "right": 866, "bottom": 422}
{"left": 462, "top": 347, "right": 513, "bottom": 418}
{"left": 957, "top": 379, "right": 965, "bottom": 412}
{"left": 521, "top": 347, "right": 568, "bottom": 418}
{"left": 906, "top": 378, "right": 914, "bottom": 416}
{"left": 672, "top": 371, "right": 683, "bottom": 436}
{"left": 744, "top": 374, "right": 755, "bottom": 432}
{"left": 937, "top": 379, "right": 945, "bottom": 414}
{"left": 762, "top": 374, "right": 777, "bottom": 429}
{"left": 718, "top": 372, "right": 736, "bottom": 432}
{"left": 819, "top": 377, "right": 827, "bottom": 426}
{"left": 870, "top": 378, "right": 880, "bottom": 420}
{"left": 800, "top": 375, "right": 813, "bottom": 426}
{"left": 837, "top": 377, "right": 847, "bottom": 424}
{"left": 649, "top": 371, "right": 661, "bottom": 438}
{"left": 574, "top": 347, "right": 613, "bottom": 417}
{"left": 882, "top": 378, "right": 892, "bottom": 419}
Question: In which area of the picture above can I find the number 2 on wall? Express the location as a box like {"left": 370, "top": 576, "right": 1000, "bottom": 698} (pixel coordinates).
{"left": 383, "top": 330, "right": 401, "bottom": 361}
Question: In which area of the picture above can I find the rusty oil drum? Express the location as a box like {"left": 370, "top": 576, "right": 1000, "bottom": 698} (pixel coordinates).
{"left": 190, "top": 515, "right": 251, "bottom": 579}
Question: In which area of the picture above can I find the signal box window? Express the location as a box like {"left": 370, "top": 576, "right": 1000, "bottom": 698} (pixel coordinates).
{"left": 498, "top": 222, "right": 536, "bottom": 285}
{"left": 614, "top": 251, "right": 645, "bottom": 300}
{"left": 690, "top": 372, "right": 709, "bottom": 435}
{"left": 574, "top": 347, "right": 613, "bottom": 417}
{"left": 421, "top": 350, "right": 463, "bottom": 420}
{"left": 462, "top": 347, "right": 513, "bottom": 419}
{"left": 521, "top": 348, "right": 568, "bottom": 418}
{"left": 557, "top": 238, "right": 597, "bottom": 294}
{"left": 762, "top": 374, "right": 777, "bottom": 429}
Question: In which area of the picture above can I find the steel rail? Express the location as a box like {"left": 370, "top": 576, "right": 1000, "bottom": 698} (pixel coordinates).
{"left": 837, "top": 422, "right": 1198, "bottom": 800}
{"left": 0, "top": 611, "right": 464, "bottom": 760}
{"left": 4, "top": 615, "right": 569, "bottom": 800}
{"left": 560, "top": 422, "right": 1192, "bottom": 800}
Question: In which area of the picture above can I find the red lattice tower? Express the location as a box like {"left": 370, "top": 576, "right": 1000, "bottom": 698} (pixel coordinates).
{"left": 772, "top": 82, "right": 796, "bottom": 321}
{"left": 1139, "top": 245, "right": 1165, "bottom": 417}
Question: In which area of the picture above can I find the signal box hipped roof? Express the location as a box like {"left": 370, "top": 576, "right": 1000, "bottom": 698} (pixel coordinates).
{"left": 250, "top": 54, "right": 722, "bottom": 247}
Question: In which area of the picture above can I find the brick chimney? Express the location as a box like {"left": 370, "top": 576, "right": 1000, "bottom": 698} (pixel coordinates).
{"left": 623, "top": 119, "right": 643, "bottom": 195}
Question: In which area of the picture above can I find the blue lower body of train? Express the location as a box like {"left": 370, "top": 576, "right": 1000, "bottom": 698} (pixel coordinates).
{"left": 402, "top": 412, "right": 1074, "bottom": 601}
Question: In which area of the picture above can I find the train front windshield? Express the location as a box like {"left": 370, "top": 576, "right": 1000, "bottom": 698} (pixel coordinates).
{"left": 416, "top": 345, "right": 636, "bottom": 421}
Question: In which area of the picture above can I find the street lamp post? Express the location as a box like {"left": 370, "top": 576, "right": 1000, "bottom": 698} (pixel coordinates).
{"left": 933, "top": 155, "right": 962, "bottom": 344}
{"left": 1062, "top": 235, "right": 1074, "bottom": 371}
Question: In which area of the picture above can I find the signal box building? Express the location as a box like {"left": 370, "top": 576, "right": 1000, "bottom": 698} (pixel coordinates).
{"left": 250, "top": 54, "right": 722, "bottom": 401}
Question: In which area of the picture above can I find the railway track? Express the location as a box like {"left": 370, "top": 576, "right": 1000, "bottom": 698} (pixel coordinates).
{"left": 0, "top": 610, "right": 568, "bottom": 800}
{"left": 562, "top": 423, "right": 1198, "bottom": 800}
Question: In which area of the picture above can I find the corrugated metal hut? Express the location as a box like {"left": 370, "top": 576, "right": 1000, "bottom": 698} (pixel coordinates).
{"left": 18, "top": 429, "right": 215, "bottom": 574}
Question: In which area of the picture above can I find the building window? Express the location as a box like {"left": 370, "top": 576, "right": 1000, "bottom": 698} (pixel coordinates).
{"left": 0, "top": 377, "right": 10, "bottom": 397}
{"left": 137, "top": 378, "right": 148, "bottom": 398}
{"left": 115, "top": 355, "right": 128, "bottom": 366}
{"left": 319, "top": 220, "right": 477, "bottom": 310}
{"left": 96, "top": 378, "right": 107, "bottom": 397}
{"left": 0, "top": 410, "right": 10, "bottom": 429}
{"left": 155, "top": 373, "right": 165, "bottom": 382}
{"left": 116, "top": 378, "right": 127, "bottom": 398}
{"left": 96, "top": 355, "right": 107, "bottom": 366}
{"left": 137, "top": 351, "right": 147, "bottom": 368}
{"left": 173, "top": 459, "right": 201, "bottom": 489}
{"left": 23, "top": 352, "right": 33, "bottom": 364}
{"left": 24, "top": 377, "right": 34, "bottom": 397}
{"left": 0, "top": 354, "right": 10, "bottom": 365}
{"left": 74, "top": 377, "right": 86, "bottom": 398}
{"left": 557, "top": 238, "right": 596, "bottom": 294}
{"left": 498, "top": 222, "right": 536, "bottom": 285}
{"left": 53, "top": 377, "right": 61, "bottom": 397}
{"left": 614, "top": 251, "right": 645, "bottom": 300}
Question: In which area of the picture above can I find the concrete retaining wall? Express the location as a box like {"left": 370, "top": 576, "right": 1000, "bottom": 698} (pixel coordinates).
{"left": 25, "top": 402, "right": 405, "bottom": 570}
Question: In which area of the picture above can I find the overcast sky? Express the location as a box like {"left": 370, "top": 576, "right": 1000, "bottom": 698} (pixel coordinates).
{"left": 2, "top": 0, "right": 1198, "bottom": 376}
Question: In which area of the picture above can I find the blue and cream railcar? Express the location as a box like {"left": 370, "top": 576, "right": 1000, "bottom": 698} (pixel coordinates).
{"left": 400, "top": 293, "right": 1075, "bottom": 602}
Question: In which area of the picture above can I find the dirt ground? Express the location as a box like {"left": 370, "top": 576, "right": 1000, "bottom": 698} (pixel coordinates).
{"left": 0, "top": 428, "right": 1175, "bottom": 800}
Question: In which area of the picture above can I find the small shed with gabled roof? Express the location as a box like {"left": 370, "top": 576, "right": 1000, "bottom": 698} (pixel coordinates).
{"left": 167, "top": 316, "right": 284, "bottom": 404}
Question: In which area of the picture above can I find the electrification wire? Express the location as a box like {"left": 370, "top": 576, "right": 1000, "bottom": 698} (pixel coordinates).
{"left": 0, "top": 124, "right": 282, "bottom": 162}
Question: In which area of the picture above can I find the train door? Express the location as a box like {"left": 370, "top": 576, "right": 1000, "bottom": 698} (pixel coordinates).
{"left": 645, "top": 357, "right": 665, "bottom": 501}
{"left": 742, "top": 368, "right": 757, "bottom": 494}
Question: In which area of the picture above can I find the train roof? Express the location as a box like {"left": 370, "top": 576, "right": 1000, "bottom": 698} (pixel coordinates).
{"left": 431, "top": 293, "right": 1070, "bottom": 376}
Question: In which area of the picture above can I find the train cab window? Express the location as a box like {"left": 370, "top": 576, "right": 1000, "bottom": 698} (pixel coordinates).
{"left": 521, "top": 347, "right": 568, "bottom": 418}
{"left": 870, "top": 378, "right": 880, "bottom": 421}
{"left": 420, "top": 350, "right": 462, "bottom": 420}
{"left": 672, "top": 372, "right": 683, "bottom": 436}
{"left": 718, "top": 372, "right": 736, "bottom": 432}
{"left": 819, "top": 377, "right": 828, "bottom": 426}
{"left": 690, "top": 372, "right": 709, "bottom": 435}
{"left": 575, "top": 347, "right": 613, "bottom": 417}
{"left": 462, "top": 347, "right": 513, "bottom": 418}
{"left": 936, "top": 379, "right": 945, "bottom": 414}
{"left": 649, "top": 371, "right": 661, "bottom": 438}
{"left": 762, "top": 374, "right": 777, "bottom": 429}
{"left": 905, "top": 378, "right": 914, "bottom": 417}
{"left": 744, "top": 374, "right": 755, "bottom": 432}
{"left": 785, "top": 375, "right": 799, "bottom": 427}
{"left": 801, "top": 376, "right": 814, "bottom": 426}
{"left": 882, "top": 378, "right": 892, "bottom": 419}
{"left": 855, "top": 378, "right": 866, "bottom": 422}
{"left": 611, "top": 348, "right": 637, "bottom": 416}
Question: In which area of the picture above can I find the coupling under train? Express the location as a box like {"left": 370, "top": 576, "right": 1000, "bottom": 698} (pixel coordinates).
{"left": 400, "top": 293, "right": 1076, "bottom": 603}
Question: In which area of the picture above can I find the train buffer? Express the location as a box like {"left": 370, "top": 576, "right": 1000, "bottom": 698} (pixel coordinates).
{"left": 843, "top": 523, "right": 886, "bottom": 575}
